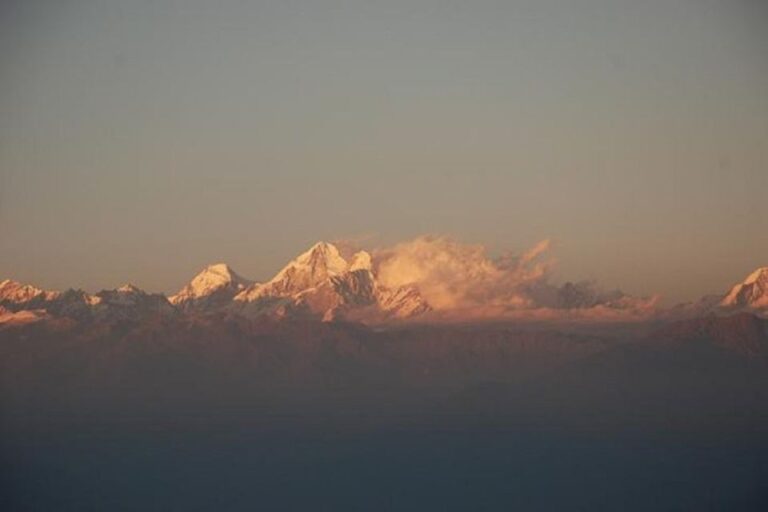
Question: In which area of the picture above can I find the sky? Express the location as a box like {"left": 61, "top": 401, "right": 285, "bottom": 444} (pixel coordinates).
{"left": 1, "top": 0, "right": 767, "bottom": 304}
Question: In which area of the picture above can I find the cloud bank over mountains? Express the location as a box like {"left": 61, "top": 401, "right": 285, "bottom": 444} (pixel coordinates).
{"left": 375, "top": 237, "right": 553, "bottom": 311}
{"left": 2, "top": 236, "right": 765, "bottom": 327}
{"left": 371, "top": 236, "right": 657, "bottom": 321}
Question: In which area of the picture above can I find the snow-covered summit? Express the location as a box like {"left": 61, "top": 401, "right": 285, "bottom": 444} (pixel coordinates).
{"left": 170, "top": 263, "right": 252, "bottom": 306}
{"left": 273, "top": 241, "right": 349, "bottom": 281}
{"left": 116, "top": 283, "right": 143, "bottom": 294}
{"left": 349, "top": 251, "right": 373, "bottom": 272}
{"left": 237, "top": 242, "right": 350, "bottom": 301}
{"left": 232, "top": 242, "right": 431, "bottom": 321}
{"left": 0, "top": 279, "right": 58, "bottom": 303}
{"left": 720, "top": 267, "right": 768, "bottom": 310}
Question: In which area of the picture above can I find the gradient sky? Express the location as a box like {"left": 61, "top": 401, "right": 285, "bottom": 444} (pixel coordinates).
{"left": 1, "top": 0, "right": 767, "bottom": 304}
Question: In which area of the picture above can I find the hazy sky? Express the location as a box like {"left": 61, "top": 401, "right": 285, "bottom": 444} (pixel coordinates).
{"left": 1, "top": 0, "right": 767, "bottom": 303}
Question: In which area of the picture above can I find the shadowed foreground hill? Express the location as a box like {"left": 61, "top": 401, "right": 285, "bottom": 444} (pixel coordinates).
{"left": 2, "top": 314, "right": 768, "bottom": 511}
{"left": 2, "top": 314, "right": 767, "bottom": 432}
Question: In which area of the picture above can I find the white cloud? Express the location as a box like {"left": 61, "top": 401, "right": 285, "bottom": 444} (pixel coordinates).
{"left": 373, "top": 236, "right": 657, "bottom": 321}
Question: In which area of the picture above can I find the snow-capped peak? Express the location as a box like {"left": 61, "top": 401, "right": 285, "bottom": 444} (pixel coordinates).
{"left": 743, "top": 267, "right": 768, "bottom": 286}
{"left": 720, "top": 266, "right": 768, "bottom": 309}
{"left": 267, "top": 242, "right": 348, "bottom": 288}
{"left": 349, "top": 251, "right": 373, "bottom": 272}
{"left": 116, "top": 283, "right": 143, "bottom": 294}
{"left": 284, "top": 242, "right": 348, "bottom": 277}
{"left": 234, "top": 241, "right": 353, "bottom": 304}
{"left": 184, "top": 263, "right": 248, "bottom": 295}
{"left": 170, "top": 263, "right": 252, "bottom": 306}
{"left": 0, "top": 279, "right": 58, "bottom": 304}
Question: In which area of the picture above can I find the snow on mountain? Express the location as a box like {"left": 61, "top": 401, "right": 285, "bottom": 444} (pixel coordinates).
{"left": 349, "top": 251, "right": 372, "bottom": 272}
{"left": 90, "top": 284, "right": 175, "bottom": 322}
{"left": 665, "top": 266, "right": 768, "bottom": 320}
{"left": 0, "top": 280, "right": 175, "bottom": 327}
{"left": 96, "top": 284, "right": 167, "bottom": 305}
{"left": 231, "top": 242, "right": 432, "bottom": 321}
{"left": 10, "top": 241, "right": 760, "bottom": 326}
{"left": 235, "top": 242, "right": 368, "bottom": 318}
{"left": 720, "top": 267, "right": 768, "bottom": 312}
{"left": 376, "top": 284, "right": 432, "bottom": 319}
{"left": 237, "top": 242, "right": 349, "bottom": 301}
{"left": 0, "top": 279, "right": 59, "bottom": 310}
{"left": 171, "top": 263, "right": 253, "bottom": 310}
{"left": 0, "top": 280, "right": 101, "bottom": 324}
{"left": 296, "top": 271, "right": 378, "bottom": 322}
{"left": 2, "top": 239, "right": 662, "bottom": 325}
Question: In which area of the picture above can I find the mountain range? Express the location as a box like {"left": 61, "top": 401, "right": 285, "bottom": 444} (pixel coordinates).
{"left": 3, "top": 240, "right": 768, "bottom": 463}
{"left": 1, "top": 240, "right": 766, "bottom": 328}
